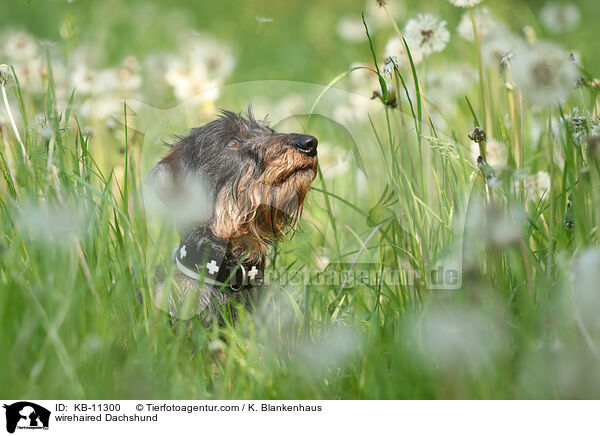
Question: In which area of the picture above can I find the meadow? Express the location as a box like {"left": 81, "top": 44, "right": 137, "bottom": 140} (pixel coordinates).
{"left": 1, "top": 0, "right": 600, "bottom": 399}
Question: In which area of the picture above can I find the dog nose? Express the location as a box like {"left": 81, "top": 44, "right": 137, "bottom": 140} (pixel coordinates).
{"left": 293, "top": 135, "right": 318, "bottom": 157}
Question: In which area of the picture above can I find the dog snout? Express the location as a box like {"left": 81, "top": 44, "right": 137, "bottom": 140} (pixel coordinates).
{"left": 292, "top": 135, "right": 318, "bottom": 157}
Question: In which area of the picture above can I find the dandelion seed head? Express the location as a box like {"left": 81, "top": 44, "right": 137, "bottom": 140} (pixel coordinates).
{"left": 16, "top": 201, "right": 83, "bottom": 245}
{"left": 521, "top": 170, "right": 551, "bottom": 202}
{"left": 466, "top": 199, "right": 524, "bottom": 248}
{"left": 565, "top": 107, "right": 589, "bottom": 144}
{"left": 384, "top": 36, "right": 423, "bottom": 66}
{"left": 365, "top": 0, "right": 404, "bottom": 29}
{"left": 540, "top": 2, "right": 581, "bottom": 34}
{"left": 337, "top": 16, "right": 368, "bottom": 43}
{"left": 457, "top": 7, "right": 498, "bottom": 41}
{"left": 424, "top": 65, "right": 476, "bottom": 125}
{"left": 409, "top": 304, "right": 505, "bottom": 371}
{"left": 117, "top": 55, "right": 142, "bottom": 92}
{"left": 2, "top": 31, "right": 38, "bottom": 61}
{"left": 500, "top": 52, "right": 514, "bottom": 71}
{"left": 404, "top": 14, "right": 450, "bottom": 58}
{"left": 30, "top": 113, "right": 55, "bottom": 140}
{"left": 482, "top": 32, "right": 522, "bottom": 69}
{"left": 299, "top": 326, "right": 360, "bottom": 373}
{"left": 71, "top": 65, "right": 100, "bottom": 95}
{"left": 164, "top": 35, "right": 235, "bottom": 101}
{"left": 512, "top": 42, "right": 578, "bottom": 106}
{"left": 383, "top": 56, "right": 399, "bottom": 76}
{"left": 448, "top": 0, "right": 483, "bottom": 7}
{"left": 588, "top": 136, "right": 600, "bottom": 162}
{"left": 318, "top": 142, "right": 352, "bottom": 179}
{"left": 0, "top": 64, "right": 12, "bottom": 86}
{"left": 255, "top": 16, "right": 273, "bottom": 23}
{"left": 573, "top": 247, "right": 600, "bottom": 332}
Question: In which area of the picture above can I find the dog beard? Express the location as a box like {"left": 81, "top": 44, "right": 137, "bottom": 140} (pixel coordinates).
{"left": 211, "top": 162, "right": 316, "bottom": 258}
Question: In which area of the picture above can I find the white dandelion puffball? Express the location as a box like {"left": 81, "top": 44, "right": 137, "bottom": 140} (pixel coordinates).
{"left": 337, "top": 16, "right": 367, "bottom": 43}
{"left": 448, "top": 0, "right": 483, "bottom": 7}
{"left": 457, "top": 7, "right": 498, "bottom": 41}
{"left": 512, "top": 42, "right": 578, "bottom": 106}
{"left": 481, "top": 32, "right": 522, "bottom": 69}
{"left": 404, "top": 15, "right": 450, "bottom": 59}
{"left": 540, "top": 2, "right": 581, "bottom": 34}
{"left": 522, "top": 171, "right": 551, "bottom": 202}
{"left": 365, "top": 0, "right": 404, "bottom": 28}
{"left": 2, "top": 31, "right": 38, "bottom": 61}
{"left": 165, "top": 34, "right": 235, "bottom": 101}
{"left": 384, "top": 36, "right": 424, "bottom": 65}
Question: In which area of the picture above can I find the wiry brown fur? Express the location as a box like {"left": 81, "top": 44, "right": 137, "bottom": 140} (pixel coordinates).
{"left": 212, "top": 140, "right": 317, "bottom": 259}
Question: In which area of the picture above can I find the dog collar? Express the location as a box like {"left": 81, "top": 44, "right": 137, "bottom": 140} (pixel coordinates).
{"left": 172, "top": 241, "right": 263, "bottom": 291}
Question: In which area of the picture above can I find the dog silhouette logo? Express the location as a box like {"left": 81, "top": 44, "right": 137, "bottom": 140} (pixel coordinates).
{"left": 3, "top": 402, "right": 50, "bottom": 433}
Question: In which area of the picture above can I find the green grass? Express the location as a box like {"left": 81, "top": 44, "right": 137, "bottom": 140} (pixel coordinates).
{"left": 1, "top": 0, "right": 600, "bottom": 399}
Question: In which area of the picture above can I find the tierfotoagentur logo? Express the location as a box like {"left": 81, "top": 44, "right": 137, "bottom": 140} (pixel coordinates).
{"left": 2, "top": 402, "right": 50, "bottom": 434}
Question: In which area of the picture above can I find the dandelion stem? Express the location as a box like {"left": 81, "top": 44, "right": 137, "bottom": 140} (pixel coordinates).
{"left": 1, "top": 84, "right": 27, "bottom": 160}
{"left": 45, "top": 136, "right": 55, "bottom": 195}
{"left": 470, "top": 6, "right": 491, "bottom": 134}
{"left": 382, "top": 4, "right": 432, "bottom": 125}
{"left": 546, "top": 109, "right": 555, "bottom": 281}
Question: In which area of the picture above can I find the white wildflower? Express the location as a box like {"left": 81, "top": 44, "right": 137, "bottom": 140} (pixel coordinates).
{"left": 427, "top": 64, "right": 477, "bottom": 98}
{"left": 540, "top": 2, "right": 581, "bottom": 34}
{"left": 317, "top": 142, "right": 352, "bottom": 179}
{"left": 71, "top": 65, "right": 100, "bottom": 95}
{"left": 0, "top": 64, "right": 11, "bottom": 86}
{"left": 404, "top": 14, "right": 450, "bottom": 58}
{"left": 522, "top": 170, "right": 551, "bottom": 202}
{"left": 448, "top": 0, "right": 483, "bottom": 7}
{"left": 3, "top": 31, "right": 38, "bottom": 61}
{"left": 482, "top": 32, "right": 522, "bottom": 69}
{"left": 347, "top": 62, "right": 379, "bottom": 94}
{"left": 512, "top": 42, "right": 578, "bottom": 106}
{"left": 192, "top": 36, "right": 235, "bottom": 79}
{"left": 10, "top": 56, "right": 45, "bottom": 91}
{"left": 365, "top": 0, "right": 404, "bottom": 28}
{"left": 333, "top": 93, "right": 382, "bottom": 124}
{"left": 411, "top": 304, "right": 505, "bottom": 371}
{"left": 272, "top": 93, "right": 306, "bottom": 118}
{"left": 117, "top": 55, "right": 142, "bottom": 92}
{"left": 255, "top": 17, "right": 273, "bottom": 24}
{"left": 384, "top": 36, "right": 423, "bottom": 65}
{"left": 16, "top": 200, "right": 82, "bottom": 245}
{"left": 573, "top": 247, "right": 600, "bottom": 333}
{"left": 165, "top": 35, "right": 235, "bottom": 101}
{"left": 79, "top": 96, "right": 122, "bottom": 121}
{"left": 564, "top": 107, "right": 589, "bottom": 144}
{"left": 457, "top": 7, "right": 498, "bottom": 41}
{"left": 30, "top": 113, "right": 54, "bottom": 140}
{"left": 383, "top": 56, "right": 399, "bottom": 76}
{"left": 426, "top": 65, "right": 477, "bottom": 122}
{"left": 337, "top": 16, "right": 367, "bottom": 43}
{"left": 299, "top": 326, "right": 359, "bottom": 373}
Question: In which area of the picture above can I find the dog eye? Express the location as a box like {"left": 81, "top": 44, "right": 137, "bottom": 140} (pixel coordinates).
{"left": 226, "top": 138, "right": 241, "bottom": 149}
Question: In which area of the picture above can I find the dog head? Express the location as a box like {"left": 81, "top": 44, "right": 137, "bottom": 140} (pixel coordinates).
{"left": 147, "top": 109, "right": 318, "bottom": 257}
